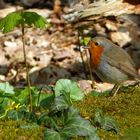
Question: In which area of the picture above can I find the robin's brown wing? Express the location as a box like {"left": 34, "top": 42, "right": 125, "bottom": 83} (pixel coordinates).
{"left": 104, "top": 44, "right": 139, "bottom": 79}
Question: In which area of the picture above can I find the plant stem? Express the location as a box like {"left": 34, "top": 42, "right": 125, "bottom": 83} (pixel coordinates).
{"left": 77, "top": 30, "right": 88, "bottom": 79}
{"left": 85, "top": 50, "right": 95, "bottom": 88}
{"left": 21, "top": 22, "right": 32, "bottom": 112}
{"left": 37, "top": 87, "right": 42, "bottom": 108}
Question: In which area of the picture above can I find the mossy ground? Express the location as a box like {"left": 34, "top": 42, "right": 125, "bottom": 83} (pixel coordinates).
{"left": 0, "top": 120, "right": 44, "bottom": 140}
{"left": 0, "top": 85, "right": 139, "bottom": 140}
{"left": 74, "top": 85, "right": 140, "bottom": 140}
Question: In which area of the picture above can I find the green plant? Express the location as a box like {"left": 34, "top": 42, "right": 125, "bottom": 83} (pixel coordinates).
{"left": 93, "top": 109, "right": 119, "bottom": 133}
{"left": 0, "top": 79, "right": 101, "bottom": 139}
{"left": 0, "top": 10, "right": 49, "bottom": 112}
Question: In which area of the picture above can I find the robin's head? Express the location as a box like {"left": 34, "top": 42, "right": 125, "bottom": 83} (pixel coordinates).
{"left": 84, "top": 37, "right": 114, "bottom": 68}
{"left": 88, "top": 37, "right": 113, "bottom": 51}
{"left": 84, "top": 37, "right": 110, "bottom": 68}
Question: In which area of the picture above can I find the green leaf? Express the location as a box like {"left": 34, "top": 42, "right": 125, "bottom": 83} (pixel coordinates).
{"left": 6, "top": 106, "right": 29, "bottom": 121}
{"left": 17, "top": 88, "right": 29, "bottom": 105}
{"left": 80, "top": 37, "right": 91, "bottom": 45}
{"left": 16, "top": 86, "right": 54, "bottom": 108}
{"left": 94, "top": 109, "right": 119, "bottom": 133}
{"left": 0, "top": 11, "right": 48, "bottom": 33}
{"left": 40, "top": 94, "right": 55, "bottom": 109}
{"left": 0, "top": 98, "right": 8, "bottom": 118}
{"left": 54, "top": 79, "right": 84, "bottom": 101}
{"left": 0, "top": 82, "right": 14, "bottom": 94}
{"left": 0, "top": 97, "right": 13, "bottom": 115}
{"left": 61, "top": 108, "right": 97, "bottom": 138}
{"left": 0, "top": 11, "right": 23, "bottom": 33}
{"left": 16, "top": 106, "right": 28, "bottom": 120}
{"left": 94, "top": 109, "right": 104, "bottom": 125}
{"left": 37, "top": 112, "right": 50, "bottom": 125}
{"left": 53, "top": 94, "right": 72, "bottom": 111}
{"left": 102, "top": 116, "right": 118, "bottom": 132}
{"left": 23, "top": 11, "right": 47, "bottom": 28}
{"left": 83, "top": 37, "right": 91, "bottom": 45}
{"left": 44, "top": 129, "right": 63, "bottom": 140}
{"left": 87, "top": 133, "right": 100, "bottom": 140}
{"left": 6, "top": 109, "right": 19, "bottom": 120}
{"left": 16, "top": 87, "right": 37, "bottom": 106}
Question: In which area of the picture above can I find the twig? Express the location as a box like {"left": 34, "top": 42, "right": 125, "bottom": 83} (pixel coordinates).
{"left": 85, "top": 50, "right": 95, "bottom": 88}
{"left": 21, "top": 22, "right": 32, "bottom": 112}
{"left": 77, "top": 30, "right": 88, "bottom": 79}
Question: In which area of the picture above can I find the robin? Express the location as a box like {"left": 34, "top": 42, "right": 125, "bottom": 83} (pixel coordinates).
{"left": 84, "top": 36, "right": 140, "bottom": 96}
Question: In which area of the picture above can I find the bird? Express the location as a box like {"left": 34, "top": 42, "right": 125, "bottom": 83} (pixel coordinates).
{"left": 84, "top": 36, "right": 140, "bottom": 96}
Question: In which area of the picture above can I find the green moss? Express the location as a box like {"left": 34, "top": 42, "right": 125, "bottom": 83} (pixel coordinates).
{"left": 0, "top": 120, "right": 44, "bottom": 140}
{"left": 0, "top": 86, "right": 139, "bottom": 140}
{"left": 74, "top": 85, "right": 140, "bottom": 140}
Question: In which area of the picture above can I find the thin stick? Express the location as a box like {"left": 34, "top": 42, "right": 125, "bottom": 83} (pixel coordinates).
{"left": 85, "top": 50, "right": 95, "bottom": 88}
{"left": 21, "top": 23, "right": 32, "bottom": 112}
{"left": 77, "top": 30, "right": 88, "bottom": 79}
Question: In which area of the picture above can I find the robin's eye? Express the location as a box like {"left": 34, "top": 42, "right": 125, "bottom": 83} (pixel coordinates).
{"left": 94, "top": 42, "right": 99, "bottom": 46}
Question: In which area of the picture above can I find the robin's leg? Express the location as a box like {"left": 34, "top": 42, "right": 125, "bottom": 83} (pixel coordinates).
{"left": 110, "top": 84, "right": 121, "bottom": 97}
{"left": 133, "top": 80, "right": 140, "bottom": 86}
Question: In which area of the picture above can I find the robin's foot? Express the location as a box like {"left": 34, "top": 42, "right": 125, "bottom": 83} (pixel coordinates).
{"left": 110, "top": 84, "right": 121, "bottom": 97}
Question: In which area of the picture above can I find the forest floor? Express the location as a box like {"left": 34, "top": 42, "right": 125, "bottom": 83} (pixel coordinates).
{"left": 0, "top": 2, "right": 140, "bottom": 140}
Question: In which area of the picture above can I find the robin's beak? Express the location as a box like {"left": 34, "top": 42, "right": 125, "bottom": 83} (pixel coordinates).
{"left": 82, "top": 45, "right": 89, "bottom": 49}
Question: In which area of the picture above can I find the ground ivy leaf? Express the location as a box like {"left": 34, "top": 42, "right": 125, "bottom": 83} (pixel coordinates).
{"left": 94, "top": 109, "right": 119, "bottom": 133}
{"left": 40, "top": 94, "right": 55, "bottom": 109}
{"left": 61, "top": 108, "right": 97, "bottom": 138}
{"left": 94, "top": 109, "right": 104, "bottom": 125}
{"left": 86, "top": 133, "right": 100, "bottom": 140}
{"left": 103, "top": 116, "right": 119, "bottom": 133}
{"left": 44, "top": 129, "right": 63, "bottom": 140}
{"left": 0, "top": 82, "right": 14, "bottom": 94}
{"left": 6, "top": 109, "right": 19, "bottom": 120}
{"left": 54, "top": 79, "right": 84, "bottom": 101}
{"left": 54, "top": 95, "right": 71, "bottom": 111}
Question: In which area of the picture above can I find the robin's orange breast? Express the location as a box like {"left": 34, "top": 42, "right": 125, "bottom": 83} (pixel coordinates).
{"left": 88, "top": 41, "right": 103, "bottom": 69}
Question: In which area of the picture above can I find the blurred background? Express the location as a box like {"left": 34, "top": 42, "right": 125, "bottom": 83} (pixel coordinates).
{"left": 0, "top": 0, "right": 139, "bottom": 92}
